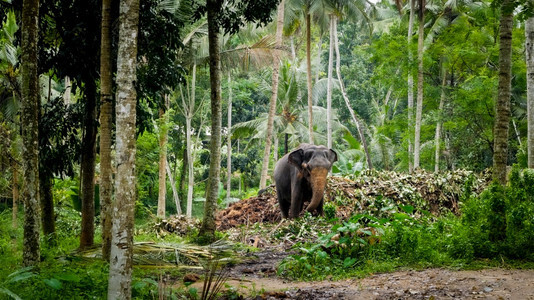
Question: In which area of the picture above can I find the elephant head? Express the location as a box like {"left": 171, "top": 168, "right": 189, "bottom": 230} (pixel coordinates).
{"left": 287, "top": 144, "right": 337, "bottom": 212}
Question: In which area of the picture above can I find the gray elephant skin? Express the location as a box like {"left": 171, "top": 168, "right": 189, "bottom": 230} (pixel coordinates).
{"left": 273, "top": 143, "right": 338, "bottom": 218}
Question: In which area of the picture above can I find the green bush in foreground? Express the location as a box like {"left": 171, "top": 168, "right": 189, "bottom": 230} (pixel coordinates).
{"left": 279, "top": 167, "right": 534, "bottom": 280}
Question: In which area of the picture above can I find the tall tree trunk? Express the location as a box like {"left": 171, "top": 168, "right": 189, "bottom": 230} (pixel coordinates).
{"left": 413, "top": 0, "right": 425, "bottom": 170}
{"left": 493, "top": 0, "right": 513, "bottom": 184}
{"left": 333, "top": 18, "right": 373, "bottom": 169}
{"left": 179, "top": 147, "right": 187, "bottom": 204}
{"left": 407, "top": 0, "right": 415, "bottom": 172}
{"left": 157, "top": 97, "right": 169, "bottom": 218}
{"left": 64, "top": 76, "right": 72, "bottom": 104}
{"left": 99, "top": 0, "right": 113, "bottom": 262}
{"left": 226, "top": 70, "right": 232, "bottom": 200}
{"left": 12, "top": 161, "right": 18, "bottom": 228}
{"left": 306, "top": 12, "right": 314, "bottom": 144}
{"left": 107, "top": 0, "right": 140, "bottom": 297}
{"left": 434, "top": 68, "right": 447, "bottom": 173}
{"left": 326, "top": 15, "right": 334, "bottom": 149}
{"left": 185, "top": 116, "right": 194, "bottom": 217}
{"left": 21, "top": 0, "right": 40, "bottom": 267}
{"left": 315, "top": 37, "right": 322, "bottom": 84}
{"left": 165, "top": 161, "right": 181, "bottom": 215}
{"left": 39, "top": 171, "right": 55, "bottom": 240}
{"left": 184, "top": 64, "right": 196, "bottom": 217}
{"left": 526, "top": 17, "right": 534, "bottom": 168}
{"left": 200, "top": 0, "right": 223, "bottom": 237}
{"left": 273, "top": 135, "right": 279, "bottom": 162}
{"left": 259, "top": 0, "right": 284, "bottom": 190}
{"left": 80, "top": 80, "right": 97, "bottom": 250}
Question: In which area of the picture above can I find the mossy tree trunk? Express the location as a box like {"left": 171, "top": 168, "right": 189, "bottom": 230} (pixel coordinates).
{"left": 21, "top": 0, "right": 41, "bottom": 267}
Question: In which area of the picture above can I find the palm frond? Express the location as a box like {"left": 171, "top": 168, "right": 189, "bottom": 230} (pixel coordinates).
{"left": 312, "top": 77, "right": 340, "bottom": 106}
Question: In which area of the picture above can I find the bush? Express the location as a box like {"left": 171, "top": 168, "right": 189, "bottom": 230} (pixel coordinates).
{"left": 280, "top": 168, "right": 534, "bottom": 280}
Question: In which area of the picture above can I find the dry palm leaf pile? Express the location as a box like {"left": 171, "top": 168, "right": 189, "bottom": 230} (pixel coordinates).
{"left": 216, "top": 169, "right": 491, "bottom": 230}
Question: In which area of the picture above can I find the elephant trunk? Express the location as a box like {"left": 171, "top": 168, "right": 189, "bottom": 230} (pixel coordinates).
{"left": 305, "top": 167, "right": 329, "bottom": 212}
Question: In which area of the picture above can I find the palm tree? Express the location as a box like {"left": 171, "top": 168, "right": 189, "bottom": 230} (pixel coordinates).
{"left": 413, "top": 0, "right": 425, "bottom": 170}
{"left": 21, "top": 0, "right": 41, "bottom": 267}
{"left": 99, "top": 0, "right": 113, "bottom": 261}
{"left": 199, "top": 0, "right": 224, "bottom": 237}
{"left": 286, "top": 0, "right": 322, "bottom": 144}
{"left": 407, "top": 0, "right": 415, "bottom": 172}
{"left": 434, "top": 66, "right": 446, "bottom": 172}
{"left": 157, "top": 95, "right": 170, "bottom": 218}
{"left": 526, "top": 16, "right": 534, "bottom": 169}
{"left": 259, "top": 0, "right": 285, "bottom": 190}
{"left": 107, "top": 0, "right": 140, "bottom": 296}
{"left": 493, "top": 0, "right": 513, "bottom": 184}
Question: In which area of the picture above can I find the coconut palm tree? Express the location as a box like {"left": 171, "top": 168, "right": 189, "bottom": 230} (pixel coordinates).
{"left": 99, "top": 0, "right": 113, "bottom": 261}
{"left": 493, "top": 0, "right": 513, "bottom": 184}
{"left": 259, "top": 0, "right": 285, "bottom": 190}
{"left": 527, "top": 16, "right": 534, "bottom": 169}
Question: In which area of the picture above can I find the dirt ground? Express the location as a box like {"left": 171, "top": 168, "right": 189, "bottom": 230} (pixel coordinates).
{"left": 189, "top": 248, "right": 534, "bottom": 300}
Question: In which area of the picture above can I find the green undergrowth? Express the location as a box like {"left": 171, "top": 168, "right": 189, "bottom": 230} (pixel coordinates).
{"left": 278, "top": 166, "right": 534, "bottom": 281}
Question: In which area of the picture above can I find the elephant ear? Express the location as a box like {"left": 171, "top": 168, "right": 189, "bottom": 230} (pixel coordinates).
{"left": 328, "top": 149, "right": 338, "bottom": 163}
{"left": 288, "top": 149, "right": 304, "bottom": 168}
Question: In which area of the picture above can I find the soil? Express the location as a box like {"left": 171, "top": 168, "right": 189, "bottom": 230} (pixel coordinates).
{"left": 191, "top": 248, "right": 534, "bottom": 299}
{"left": 184, "top": 247, "right": 534, "bottom": 300}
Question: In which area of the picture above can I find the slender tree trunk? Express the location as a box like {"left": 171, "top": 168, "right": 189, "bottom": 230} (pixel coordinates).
{"left": 526, "top": 17, "right": 534, "bottom": 168}
{"left": 315, "top": 37, "right": 322, "bottom": 84}
{"left": 80, "top": 80, "right": 97, "bottom": 250}
{"left": 226, "top": 71, "right": 232, "bottom": 200}
{"left": 259, "top": 0, "right": 284, "bottom": 190}
{"left": 413, "top": 0, "right": 425, "bottom": 170}
{"left": 333, "top": 18, "right": 373, "bottom": 169}
{"left": 285, "top": 133, "right": 289, "bottom": 155}
{"left": 39, "top": 171, "right": 55, "bottom": 240}
{"left": 493, "top": 0, "right": 513, "bottom": 184}
{"left": 407, "top": 0, "right": 415, "bottom": 172}
{"left": 12, "top": 162, "right": 18, "bottom": 228}
{"left": 179, "top": 148, "right": 186, "bottom": 207}
{"left": 306, "top": 12, "right": 314, "bottom": 144}
{"left": 326, "top": 15, "right": 335, "bottom": 149}
{"left": 99, "top": 0, "right": 113, "bottom": 262}
{"left": 107, "top": 0, "right": 139, "bottom": 297}
{"left": 165, "top": 161, "right": 181, "bottom": 215}
{"left": 184, "top": 64, "right": 197, "bottom": 217}
{"left": 185, "top": 116, "right": 194, "bottom": 217}
{"left": 273, "top": 135, "right": 279, "bottom": 162}
{"left": 157, "top": 97, "right": 169, "bottom": 218}
{"left": 434, "top": 68, "right": 447, "bottom": 173}
{"left": 64, "top": 76, "right": 71, "bottom": 104}
{"left": 21, "top": 0, "right": 40, "bottom": 267}
{"left": 200, "top": 0, "right": 223, "bottom": 237}
{"left": 512, "top": 119, "right": 521, "bottom": 145}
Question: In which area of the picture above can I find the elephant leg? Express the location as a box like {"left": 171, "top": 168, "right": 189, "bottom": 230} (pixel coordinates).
{"left": 316, "top": 198, "right": 324, "bottom": 216}
{"left": 289, "top": 193, "right": 303, "bottom": 218}
{"left": 277, "top": 190, "right": 290, "bottom": 218}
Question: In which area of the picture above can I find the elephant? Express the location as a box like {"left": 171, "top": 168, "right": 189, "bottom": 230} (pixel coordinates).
{"left": 273, "top": 143, "right": 338, "bottom": 218}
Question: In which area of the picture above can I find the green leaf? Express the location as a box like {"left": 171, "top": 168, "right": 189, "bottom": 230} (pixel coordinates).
{"left": 0, "top": 287, "right": 22, "bottom": 300}
{"left": 43, "top": 278, "right": 62, "bottom": 290}
{"left": 343, "top": 257, "right": 357, "bottom": 268}
{"left": 400, "top": 205, "right": 414, "bottom": 214}
{"left": 6, "top": 268, "right": 36, "bottom": 284}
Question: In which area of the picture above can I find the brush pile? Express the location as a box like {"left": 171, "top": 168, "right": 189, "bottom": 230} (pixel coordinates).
{"left": 216, "top": 185, "right": 281, "bottom": 230}
{"left": 215, "top": 169, "right": 490, "bottom": 230}
{"left": 154, "top": 215, "right": 201, "bottom": 236}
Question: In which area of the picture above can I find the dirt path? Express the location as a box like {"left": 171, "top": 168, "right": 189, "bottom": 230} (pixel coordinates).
{"left": 198, "top": 248, "right": 534, "bottom": 299}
